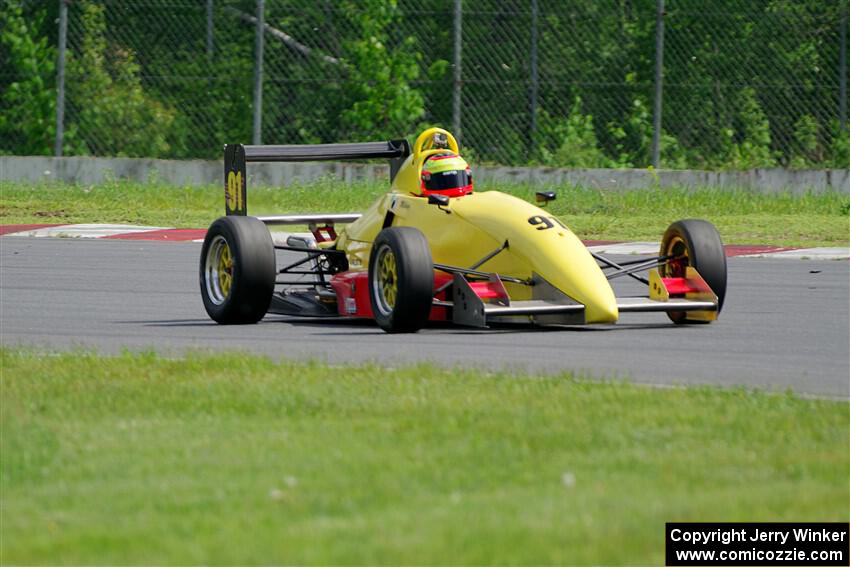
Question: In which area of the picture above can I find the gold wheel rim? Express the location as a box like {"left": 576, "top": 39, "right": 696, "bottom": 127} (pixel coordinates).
{"left": 378, "top": 249, "right": 398, "bottom": 309}
{"left": 218, "top": 242, "right": 233, "bottom": 297}
{"left": 205, "top": 235, "right": 235, "bottom": 305}
{"left": 665, "top": 235, "right": 689, "bottom": 278}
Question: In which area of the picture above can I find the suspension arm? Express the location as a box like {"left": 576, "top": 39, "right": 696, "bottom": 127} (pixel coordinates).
{"left": 591, "top": 252, "right": 650, "bottom": 285}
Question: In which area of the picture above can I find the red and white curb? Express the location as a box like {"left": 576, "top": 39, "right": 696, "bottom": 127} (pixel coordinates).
{"left": 584, "top": 241, "right": 849, "bottom": 260}
{"left": 0, "top": 223, "right": 207, "bottom": 241}
{"left": 1, "top": 223, "right": 848, "bottom": 260}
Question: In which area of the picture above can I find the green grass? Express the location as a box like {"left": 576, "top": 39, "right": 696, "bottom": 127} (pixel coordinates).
{"left": 2, "top": 349, "right": 847, "bottom": 565}
{"left": 1, "top": 179, "right": 848, "bottom": 247}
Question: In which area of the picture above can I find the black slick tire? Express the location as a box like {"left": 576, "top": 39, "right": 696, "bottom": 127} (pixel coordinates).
{"left": 659, "top": 219, "right": 727, "bottom": 324}
{"left": 368, "top": 227, "right": 434, "bottom": 333}
{"left": 200, "top": 215, "right": 275, "bottom": 324}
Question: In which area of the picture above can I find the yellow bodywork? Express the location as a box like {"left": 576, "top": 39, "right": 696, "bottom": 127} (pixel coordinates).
{"left": 335, "top": 128, "right": 618, "bottom": 324}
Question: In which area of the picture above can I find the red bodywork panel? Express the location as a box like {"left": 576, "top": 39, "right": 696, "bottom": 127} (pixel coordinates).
{"left": 661, "top": 277, "right": 700, "bottom": 295}
{"left": 310, "top": 224, "right": 337, "bottom": 244}
{"left": 329, "top": 271, "right": 508, "bottom": 321}
{"left": 329, "top": 272, "right": 373, "bottom": 317}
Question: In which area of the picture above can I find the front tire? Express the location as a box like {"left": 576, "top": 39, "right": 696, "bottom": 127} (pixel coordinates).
{"left": 659, "top": 219, "right": 727, "bottom": 324}
{"left": 200, "top": 216, "right": 275, "bottom": 324}
{"left": 368, "top": 227, "right": 434, "bottom": 333}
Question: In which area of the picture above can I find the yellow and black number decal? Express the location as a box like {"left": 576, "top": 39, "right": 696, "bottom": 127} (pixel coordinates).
{"left": 527, "top": 215, "right": 567, "bottom": 231}
{"left": 223, "top": 144, "right": 247, "bottom": 216}
{"left": 226, "top": 170, "right": 244, "bottom": 213}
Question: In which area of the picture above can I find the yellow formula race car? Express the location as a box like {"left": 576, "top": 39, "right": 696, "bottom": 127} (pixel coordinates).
{"left": 200, "top": 128, "right": 726, "bottom": 333}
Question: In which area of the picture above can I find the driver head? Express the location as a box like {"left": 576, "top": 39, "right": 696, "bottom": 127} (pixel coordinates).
{"left": 420, "top": 153, "right": 473, "bottom": 198}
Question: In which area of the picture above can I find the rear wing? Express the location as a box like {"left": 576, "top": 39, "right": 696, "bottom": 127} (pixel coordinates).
{"left": 223, "top": 139, "right": 411, "bottom": 216}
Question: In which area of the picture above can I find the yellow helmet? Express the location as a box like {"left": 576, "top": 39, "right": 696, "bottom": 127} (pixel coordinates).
{"left": 420, "top": 153, "right": 473, "bottom": 197}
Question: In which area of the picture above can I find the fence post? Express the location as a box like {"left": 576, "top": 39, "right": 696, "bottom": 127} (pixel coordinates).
{"left": 452, "top": 0, "right": 462, "bottom": 141}
{"left": 252, "top": 0, "right": 265, "bottom": 145}
{"left": 840, "top": 0, "right": 847, "bottom": 131}
{"left": 529, "top": 0, "right": 539, "bottom": 159}
{"left": 651, "top": 0, "right": 665, "bottom": 168}
{"left": 54, "top": 0, "right": 69, "bottom": 157}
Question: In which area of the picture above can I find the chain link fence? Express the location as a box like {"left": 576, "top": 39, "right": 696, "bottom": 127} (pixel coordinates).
{"left": 662, "top": 1, "right": 846, "bottom": 168}
{"left": 1, "top": 0, "right": 847, "bottom": 168}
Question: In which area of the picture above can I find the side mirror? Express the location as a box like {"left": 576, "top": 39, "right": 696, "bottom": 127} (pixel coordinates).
{"left": 428, "top": 193, "right": 451, "bottom": 214}
{"left": 428, "top": 194, "right": 449, "bottom": 207}
{"left": 535, "top": 191, "right": 556, "bottom": 206}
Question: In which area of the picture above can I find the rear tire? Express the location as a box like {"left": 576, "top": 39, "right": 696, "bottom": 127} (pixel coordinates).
{"left": 200, "top": 216, "right": 275, "bottom": 324}
{"left": 368, "top": 227, "right": 434, "bottom": 333}
{"left": 659, "top": 219, "right": 727, "bottom": 324}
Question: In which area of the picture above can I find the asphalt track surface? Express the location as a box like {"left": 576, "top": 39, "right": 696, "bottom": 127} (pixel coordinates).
{"left": 2, "top": 237, "right": 848, "bottom": 398}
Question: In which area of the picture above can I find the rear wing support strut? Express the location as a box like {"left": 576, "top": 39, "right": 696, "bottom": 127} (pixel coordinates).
{"left": 223, "top": 139, "right": 411, "bottom": 216}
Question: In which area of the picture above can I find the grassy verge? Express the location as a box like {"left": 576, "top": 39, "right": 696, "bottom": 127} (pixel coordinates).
{"left": 2, "top": 349, "right": 847, "bottom": 565}
{"left": 1, "top": 180, "right": 848, "bottom": 247}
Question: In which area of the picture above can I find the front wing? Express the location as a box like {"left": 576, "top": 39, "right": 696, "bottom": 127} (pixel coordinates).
{"left": 436, "top": 267, "right": 718, "bottom": 327}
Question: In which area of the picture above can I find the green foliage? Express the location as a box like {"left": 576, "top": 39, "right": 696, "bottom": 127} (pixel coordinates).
{"left": 657, "top": 133, "right": 690, "bottom": 169}
{"left": 257, "top": 1, "right": 427, "bottom": 146}
{"left": 65, "top": 1, "right": 176, "bottom": 157}
{"left": 338, "top": 0, "right": 425, "bottom": 140}
{"left": 789, "top": 114, "right": 822, "bottom": 168}
{"left": 0, "top": 0, "right": 845, "bottom": 168}
{"left": 426, "top": 58, "right": 450, "bottom": 81}
{"left": 827, "top": 121, "right": 850, "bottom": 168}
{"left": 536, "top": 98, "right": 614, "bottom": 168}
{"left": 604, "top": 96, "right": 689, "bottom": 169}
{"left": 718, "top": 87, "right": 777, "bottom": 169}
{"left": 607, "top": 97, "right": 652, "bottom": 167}
{"left": 0, "top": 1, "right": 56, "bottom": 155}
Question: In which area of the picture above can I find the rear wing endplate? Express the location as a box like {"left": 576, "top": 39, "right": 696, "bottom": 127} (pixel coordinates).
{"left": 223, "top": 139, "right": 411, "bottom": 216}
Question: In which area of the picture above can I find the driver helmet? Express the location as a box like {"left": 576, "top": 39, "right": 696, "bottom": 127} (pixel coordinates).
{"left": 420, "top": 153, "right": 473, "bottom": 198}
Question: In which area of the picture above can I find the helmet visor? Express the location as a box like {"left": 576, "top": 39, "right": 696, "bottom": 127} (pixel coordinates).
{"left": 422, "top": 168, "right": 472, "bottom": 192}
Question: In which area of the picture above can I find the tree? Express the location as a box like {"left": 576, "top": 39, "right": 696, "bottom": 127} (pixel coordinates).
{"left": 65, "top": 1, "right": 176, "bottom": 157}
{"left": 0, "top": 0, "right": 56, "bottom": 155}
{"left": 337, "top": 0, "right": 425, "bottom": 140}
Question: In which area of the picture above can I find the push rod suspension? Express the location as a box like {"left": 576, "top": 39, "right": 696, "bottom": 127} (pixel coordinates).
{"left": 471, "top": 240, "right": 509, "bottom": 270}
{"left": 433, "top": 263, "right": 530, "bottom": 285}
{"left": 603, "top": 255, "right": 677, "bottom": 281}
{"left": 591, "top": 252, "right": 650, "bottom": 285}
{"left": 435, "top": 240, "right": 510, "bottom": 294}
{"left": 275, "top": 270, "right": 322, "bottom": 276}
{"left": 600, "top": 254, "right": 673, "bottom": 268}
{"left": 273, "top": 245, "right": 345, "bottom": 255}
{"left": 274, "top": 280, "right": 331, "bottom": 286}
{"left": 278, "top": 254, "right": 317, "bottom": 274}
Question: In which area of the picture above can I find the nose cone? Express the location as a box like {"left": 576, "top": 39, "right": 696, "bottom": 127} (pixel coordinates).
{"left": 451, "top": 192, "right": 620, "bottom": 324}
{"left": 547, "top": 242, "right": 618, "bottom": 324}
{"left": 583, "top": 292, "right": 619, "bottom": 324}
